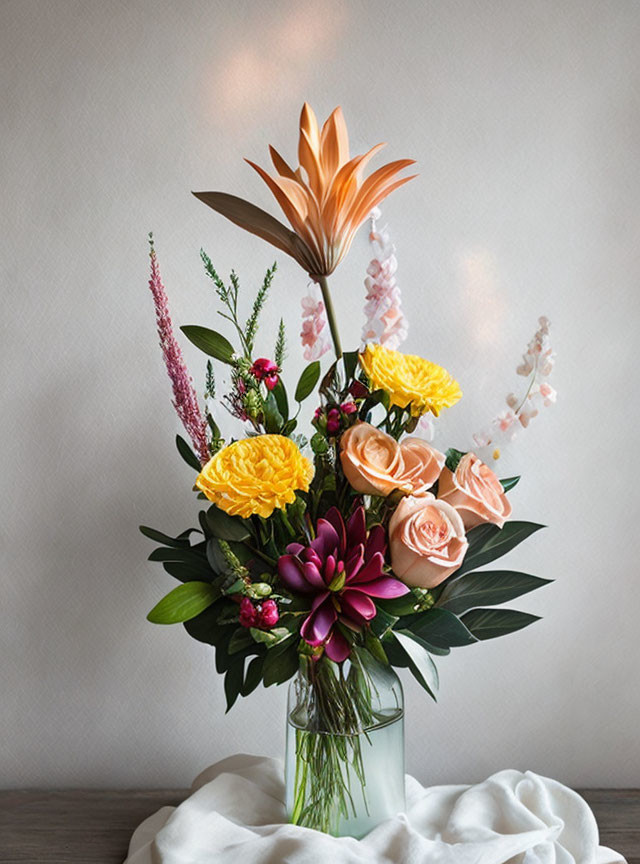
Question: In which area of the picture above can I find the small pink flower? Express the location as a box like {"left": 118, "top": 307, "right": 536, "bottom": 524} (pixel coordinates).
{"left": 340, "top": 401, "right": 357, "bottom": 415}
{"left": 239, "top": 597, "right": 258, "bottom": 628}
{"left": 300, "top": 285, "right": 331, "bottom": 361}
{"left": 326, "top": 408, "right": 342, "bottom": 435}
{"left": 257, "top": 599, "right": 279, "bottom": 628}
{"left": 498, "top": 409, "right": 517, "bottom": 432}
{"left": 539, "top": 382, "right": 557, "bottom": 406}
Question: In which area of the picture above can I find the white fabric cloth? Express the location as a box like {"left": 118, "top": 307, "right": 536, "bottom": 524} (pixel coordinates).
{"left": 124, "top": 754, "right": 625, "bottom": 864}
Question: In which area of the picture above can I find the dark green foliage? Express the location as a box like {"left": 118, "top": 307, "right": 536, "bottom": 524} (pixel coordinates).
{"left": 295, "top": 361, "right": 321, "bottom": 402}
{"left": 175, "top": 434, "right": 202, "bottom": 471}
{"left": 147, "top": 582, "right": 220, "bottom": 624}
{"left": 403, "top": 607, "right": 477, "bottom": 649}
{"left": 181, "top": 325, "right": 235, "bottom": 364}
{"left": 437, "top": 571, "right": 552, "bottom": 615}
{"left": 461, "top": 608, "right": 541, "bottom": 640}
{"left": 456, "top": 521, "right": 545, "bottom": 576}
{"left": 444, "top": 448, "right": 466, "bottom": 472}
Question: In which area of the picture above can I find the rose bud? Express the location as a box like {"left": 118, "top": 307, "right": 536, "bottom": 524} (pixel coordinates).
{"left": 257, "top": 599, "right": 279, "bottom": 628}
{"left": 326, "top": 407, "right": 342, "bottom": 435}
{"left": 340, "top": 400, "right": 358, "bottom": 415}
{"left": 239, "top": 597, "right": 258, "bottom": 628}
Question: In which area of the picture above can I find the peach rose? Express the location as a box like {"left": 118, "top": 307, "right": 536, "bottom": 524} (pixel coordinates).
{"left": 340, "top": 422, "right": 444, "bottom": 496}
{"left": 389, "top": 494, "right": 468, "bottom": 588}
{"left": 438, "top": 452, "right": 512, "bottom": 529}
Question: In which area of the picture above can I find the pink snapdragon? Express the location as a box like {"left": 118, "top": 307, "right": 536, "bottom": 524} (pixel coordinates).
{"left": 251, "top": 357, "right": 280, "bottom": 390}
{"left": 300, "top": 285, "right": 330, "bottom": 361}
{"left": 147, "top": 237, "right": 209, "bottom": 465}
{"left": 361, "top": 208, "right": 408, "bottom": 350}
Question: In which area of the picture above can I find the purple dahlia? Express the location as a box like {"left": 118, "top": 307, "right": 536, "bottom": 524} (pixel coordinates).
{"left": 277, "top": 506, "right": 409, "bottom": 662}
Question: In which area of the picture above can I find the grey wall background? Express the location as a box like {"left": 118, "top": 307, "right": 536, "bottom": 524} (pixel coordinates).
{"left": 2, "top": 0, "right": 639, "bottom": 789}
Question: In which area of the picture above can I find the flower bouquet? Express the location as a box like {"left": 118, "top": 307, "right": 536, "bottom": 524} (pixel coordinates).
{"left": 142, "top": 104, "right": 550, "bottom": 838}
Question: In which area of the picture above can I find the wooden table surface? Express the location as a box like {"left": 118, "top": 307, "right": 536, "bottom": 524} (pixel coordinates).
{"left": 0, "top": 788, "right": 637, "bottom": 863}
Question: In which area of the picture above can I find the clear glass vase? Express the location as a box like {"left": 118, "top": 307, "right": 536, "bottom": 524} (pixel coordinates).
{"left": 285, "top": 648, "right": 405, "bottom": 838}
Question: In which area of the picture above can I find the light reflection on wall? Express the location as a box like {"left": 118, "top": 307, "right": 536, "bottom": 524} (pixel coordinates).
{"left": 457, "top": 247, "right": 506, "bottom": 345}
{"left": 203, "top": 2, "right": 348, "bottom": 125}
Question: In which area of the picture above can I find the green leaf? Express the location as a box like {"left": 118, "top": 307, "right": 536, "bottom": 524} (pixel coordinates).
{"left": 445, "top": 448, "right": 466, "bottom": 472}
{"left": 139, "top": 525, "right": 193, "bottom": 548}
{"left": 457, "top": 521, "right": 545, "bottom": 576}
{"left": 370, "top": 607, "right": 398, "bottom": 640}
{"left": 183, "top": 602, "right": 224, "bottom": 644}
{"left": 310, "top": 431, "right": 329, "bottom": 455}
{"left": 148, "top": 546, "right": 206, "bottom": 563}
{"left": 281, "top": 418, "right": 298, "bottom": 436}
{"left": 205, "top": 506, "right": 251, "bottom": 541}
{"left": 388, "top": 630, "right": 439, "bottom": 700}
{"left": 162, "top": 560, "right": 214, "bottom": 583}
{"left": 364, "top": 630, "right": 389, "bottom": 665}
{"left": 365, "top": 388, "right": 390, "bottom": 411}
{"left": 406, "top": 608, "right": 477, "bottom": 648}
{"left": 271, "top": 379, "right": 289, "bottom": 423}
{"left": 295, "top": 361, "right": 321, "bottom": 402}
{"left": 437, "top": 571, "right": 552, "bottom": 615}
{"left": 500, "top": 476, "right": 521, "bottom": 493}
{"left": 461, "top": 608, "right": 541, "bottom": 640}
{"left": 181, "top": 325, "right": 234, "bottom": 364}
{"left": 377, "top": 593, "right": 422, "bottom": 617}
{"left": 262, "top": 637, "right": 298, "bottom": 686}
{"left": 147, "top": 581, "right": 220, "bottom": 624}
{"left": 342, "top": 350, "right": 359, "bottom": 382}
{"left": 249, "top": 626, "right": 292, "bottom": 646}
{"left": 224, "top": 657, "right": 245, "bottom": 711}
{"left": 263, "top": 390, "right": 284, "bottom": 433}
{"left": 242, "top": 655, "right": 265, "bottom": 696}
{"left": 176, "top": 435, "right": 202, "bottom": 471}
{"left": 228, "top": 628, "right": 253, "bottom": 654}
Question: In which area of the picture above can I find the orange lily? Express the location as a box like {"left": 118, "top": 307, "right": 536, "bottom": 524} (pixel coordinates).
{"left": 194, "top": 103, "right": 416, "bottom": 279}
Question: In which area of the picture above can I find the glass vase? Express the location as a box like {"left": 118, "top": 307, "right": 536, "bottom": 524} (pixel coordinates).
{"left": 284, "top": 647, "right": 405, "bottom": 838}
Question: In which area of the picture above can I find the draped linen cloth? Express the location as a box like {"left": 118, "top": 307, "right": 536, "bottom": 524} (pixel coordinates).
{"left": 124, "top": 754, "right": 625, "bottom": 864}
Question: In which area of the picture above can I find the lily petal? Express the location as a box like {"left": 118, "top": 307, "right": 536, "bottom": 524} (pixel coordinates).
{"left": 349, "top": 576, "right": 409, "bottom": 598}
{"left": 192, "top": 191, "right": 316, "bottom": 273}
{"left": 340, "top": 590, "right": 377, "bottom": 622}
{"left": 311, "top": 517, "right": 340, "bottom": 559}
{"left": 347, "top": 551, "right": 384, "bottom": 585}
{"left": 301, "top": 596, "right": 336, "bottom": 645}
{"left": 324, "top": 627, "right": 351, "bottom": 662}
{"left": 277, "top": 554, "right": 313, "bottom": 593}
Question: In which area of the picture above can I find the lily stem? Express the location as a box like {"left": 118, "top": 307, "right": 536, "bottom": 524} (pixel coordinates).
{"left": 317, "top": 275, "right": 342, "bottom": 360}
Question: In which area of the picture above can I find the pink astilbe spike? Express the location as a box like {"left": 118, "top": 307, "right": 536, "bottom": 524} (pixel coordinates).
{"left": 147, "top": 236, "right": 210, "bottom": 465}
{"left": 361, "top": 207, "right": 408, "bottom": 350}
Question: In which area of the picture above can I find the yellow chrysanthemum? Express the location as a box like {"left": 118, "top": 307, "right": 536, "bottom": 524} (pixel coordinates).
{"left": 360, "top": 343, "right": 462, "bottom": 417}
{"left": 195, "top": 435, "right": 314, "bottom": 519}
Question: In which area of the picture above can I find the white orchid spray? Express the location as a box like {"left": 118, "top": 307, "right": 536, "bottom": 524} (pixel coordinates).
{"left": 361, "top": 208, "right": 408, "bottom": 351}
{"left": 473, "top": 316, "right": 556, "bottom": 460}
